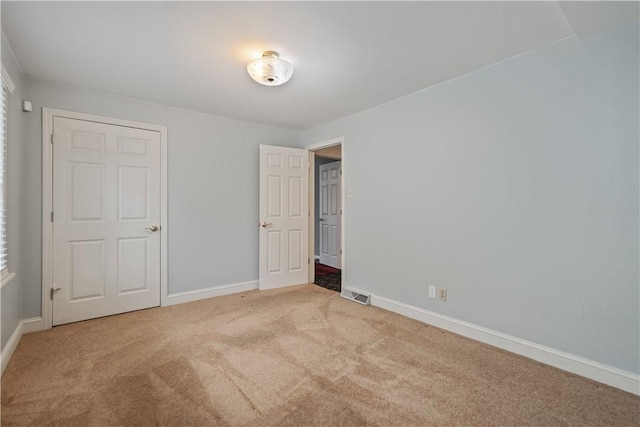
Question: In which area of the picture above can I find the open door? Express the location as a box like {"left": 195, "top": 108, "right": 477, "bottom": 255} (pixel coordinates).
{"left": 259, "top": 145, "right": 309, "bottom": 290}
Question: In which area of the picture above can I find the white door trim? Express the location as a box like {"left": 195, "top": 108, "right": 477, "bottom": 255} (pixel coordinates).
{"left": 42, "top": 108, "right": 168, "bottom": 330}
{"left": 306, "top": 137, "right": 345, "bottom": 293}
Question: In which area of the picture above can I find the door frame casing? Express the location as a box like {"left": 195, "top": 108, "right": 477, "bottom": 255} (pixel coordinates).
{"left": 41, "top": 108, "right": 168, "bottom": 330}
{"left": 306, "top": 137, "right": 345, "bottom": 293}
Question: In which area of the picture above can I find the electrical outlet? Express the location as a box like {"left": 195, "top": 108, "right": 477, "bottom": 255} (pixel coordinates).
{"left": 438, "top": 288, "right": 447, "bottom": 302}
{"left": 428, "top": 285, "right": 436, "bottom": 299}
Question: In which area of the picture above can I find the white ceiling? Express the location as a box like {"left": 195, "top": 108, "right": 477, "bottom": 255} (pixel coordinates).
{"left": 2, "top": 1, "right": 638, "bottom": 129}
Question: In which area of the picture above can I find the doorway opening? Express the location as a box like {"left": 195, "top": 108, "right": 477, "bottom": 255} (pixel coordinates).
{"left": 307, "top": 139, "right": 343, "bottom": 293}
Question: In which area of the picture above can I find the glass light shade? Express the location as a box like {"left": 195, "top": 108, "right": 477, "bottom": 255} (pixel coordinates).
{"left": 247, "top": 51, "right": 293, "bottom": 86}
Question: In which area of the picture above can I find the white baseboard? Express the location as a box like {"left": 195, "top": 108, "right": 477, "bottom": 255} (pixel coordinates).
{"left": 314, "top": 255, "right": 320, "bottom": 260}
{"left": 164, "top": 280, "right": 258, "bottom": 307}
{"left": 22, "top": 317, "right": 45, "bottom": 334}
{"left": 370, "top": 294, "right": 640, "bottom": 396}
{"left": 1, "top": 317, "right": 45, "bottom": 376}
{"left": 1, "top": 320, "right": 23, "bottom": 375}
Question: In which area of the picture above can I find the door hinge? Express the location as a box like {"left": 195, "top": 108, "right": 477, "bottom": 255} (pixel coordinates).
{"left": 340, "top": 169, "right": 342, "bottom": 175}
{"left": 50, "top": 134, "right": 54, "bottom": 144}
{"left": 50, "top": 287, "right": 61, "bottom": 299}
{"left": 50, "top": 211, "right": 54, "bottom": 222}
{"left": 308, "top": 258, "right": 310, "bottom": 264}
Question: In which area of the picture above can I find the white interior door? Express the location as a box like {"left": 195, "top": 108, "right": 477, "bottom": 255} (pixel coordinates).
{"left": 52, "top": 117, "right": 161, "bottom": 325}
{"left": 259, "top": 145, "right": 309, "bottom": 290}
{"left": 319, "top": 161, "right": 342, "bottom": 269}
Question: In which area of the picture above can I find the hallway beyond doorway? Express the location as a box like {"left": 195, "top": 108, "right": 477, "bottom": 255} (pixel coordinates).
{"left": 314, "top": 261, "right": 341, "bottom": 292}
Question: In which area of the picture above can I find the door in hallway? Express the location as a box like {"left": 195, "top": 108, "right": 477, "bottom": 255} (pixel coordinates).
{"left": 319, "top": 161, "right": 341, "bottom": 269}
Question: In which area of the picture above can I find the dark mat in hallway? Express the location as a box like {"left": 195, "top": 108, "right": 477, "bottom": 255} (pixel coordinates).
{"left": 315, "top": 263, "right": 340, "bottom": 276}
{"left": 314, "top": 262, "right": 341, "bottom": 292}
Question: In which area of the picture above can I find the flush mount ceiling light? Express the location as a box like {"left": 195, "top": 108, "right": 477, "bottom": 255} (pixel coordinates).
{"left": 247, "top": 51, "right": 293, "bottom": 86}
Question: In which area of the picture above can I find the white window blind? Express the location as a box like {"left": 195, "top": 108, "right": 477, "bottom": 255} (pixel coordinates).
{"left": 0, "top": 82, "right": 7, "bottom": 273}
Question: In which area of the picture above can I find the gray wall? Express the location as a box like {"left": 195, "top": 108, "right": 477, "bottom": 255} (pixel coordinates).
{"left": 19, "top": 79, "right": 299, "bottom": 319}
{"left": 1, "top": 36, "right": 25, "bottom": 350}
{"left": 314, "top": 156, "right": 338, "bottom": 257}
{"left": 300, "top": 24, "right": 640, "bottom": 373}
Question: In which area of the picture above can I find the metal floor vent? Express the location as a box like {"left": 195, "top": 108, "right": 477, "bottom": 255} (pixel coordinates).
{"left": 341, "top": 290, "right": 371, "bottom": 306}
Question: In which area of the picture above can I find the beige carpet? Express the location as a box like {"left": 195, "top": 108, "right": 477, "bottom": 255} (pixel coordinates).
{"left": 1, "top": 284, "right": 638, "bottom": 426}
